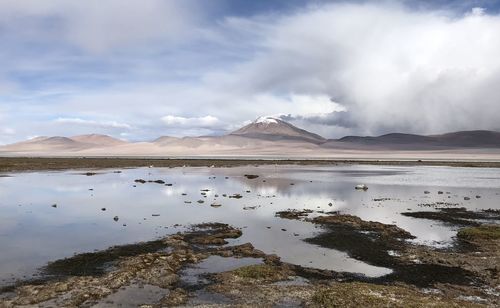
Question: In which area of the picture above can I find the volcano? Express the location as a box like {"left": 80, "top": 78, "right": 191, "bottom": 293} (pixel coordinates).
{"left": 230, "top": 116, "right": 326, "bottom": 144}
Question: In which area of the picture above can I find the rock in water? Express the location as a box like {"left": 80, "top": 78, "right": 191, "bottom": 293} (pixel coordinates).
{"left": 244, "top": 174, "right": 259, "bottom": 179}
{"left": 355, "top": 184, "right": 368, "bottom": 191}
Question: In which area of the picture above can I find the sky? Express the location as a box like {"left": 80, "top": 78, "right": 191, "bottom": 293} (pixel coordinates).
{"left": 1, "top": 0, "right": 500, "bottom": 143}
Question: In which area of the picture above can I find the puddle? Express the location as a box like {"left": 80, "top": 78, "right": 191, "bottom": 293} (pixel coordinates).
{"left": 179, "top": 255, "right": 263, "bottom": 306}
{"left": 34, "top": 282, "right": 168, "bottom": 308}
{"left": 186, "top": 290, "right": 234, "bottom": 306}
{"left": 88, "top": 282, "right": 168, "bottom": 307}
{"left": 0, "top": 165, "right": 499, "bottom": 287}
{"left": 179, "top": 255, "right": 263, "bottom": 287}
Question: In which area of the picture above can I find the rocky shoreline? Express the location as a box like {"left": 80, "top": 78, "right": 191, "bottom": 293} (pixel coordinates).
{"left": 1, "top": 165, "right": 499, "bottom": 307}
{"left": 1, "top": 209, "right": 498, "bottom": 307}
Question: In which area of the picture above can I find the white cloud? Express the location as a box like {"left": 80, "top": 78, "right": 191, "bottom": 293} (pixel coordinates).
{"left": 0, "top": 0, "right": 198, "bottom": 53}
{"left": 161, "top": 115, "right": 221, "bottom": 128}
{"left": 2, "top": 2, "right": 500, "bottom": 140}
{"left": 470, "top": 7, "right": 486, "bottom": 16}
{"left": 54, "top": 117, "right": 131, "bottom": 129}
{"left": 0, "top": 128, "right": 15, "bottom": 135}
{"left": 0, "top": 127, "right": 15, "bottom": 145}
{"left": 205, "top": 3, "right": 500, "bottom": 135}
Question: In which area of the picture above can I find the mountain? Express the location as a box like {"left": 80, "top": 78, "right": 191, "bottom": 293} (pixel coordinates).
{"left": 71, "top": 134, "right": 127, "bottom": 146}
{"left": 431, "top": 130, "right": 500, "bottom": 147}
{"left": 338, "top": 133, "right": 435, "bottom": 145}
{"left": 230, "top": 116, "right": 326, "bottom": 144}
{"left": 0, "top": 136, "right": 88, "bottom": 152}
{"left": 326, "top": 130, "right": 500, "bottom": 149}
{"left": 0, "top": 134, "right": 127, "bottom": 153}
{"left": 152, "top": 136, "right": 180, "bottom": 146}
{"left": 1, "top": 118, "right": 500, "bottom": 158}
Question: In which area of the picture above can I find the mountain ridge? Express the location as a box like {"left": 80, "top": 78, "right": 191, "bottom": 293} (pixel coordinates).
{"left": 333, "top": 130, "right": 500, "bottom": 148}
{"left": 2, "top": 117, "right": 500, "bottom": 155}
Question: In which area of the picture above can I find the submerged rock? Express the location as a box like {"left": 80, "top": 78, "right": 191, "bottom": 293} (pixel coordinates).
{"left": 403, "top": 207, "right": 500, "bottom": 226}
{"left": 311, "top": 214, "right": 415, "bottom": 239}
{"left": 275, "top": 209, "right": 313, "bottom": 220}
{"left": 244, "top": 175, "right": 259, "bottom": 179}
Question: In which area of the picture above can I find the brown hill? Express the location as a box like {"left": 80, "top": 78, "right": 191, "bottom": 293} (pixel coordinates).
{"left": 71, "top": 134, "right": 127, "bottom": 146}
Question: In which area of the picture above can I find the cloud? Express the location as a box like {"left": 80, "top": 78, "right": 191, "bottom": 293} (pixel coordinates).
{"left": 206, "top": 3, "right": 500, "bottom": 135}
{"left": 161, "top": 115, "right": 221, "bottom": 128}
{"left": 0, "top": 0, "right": 199, "bottom": 53}
{"left": 0, "top": 127, "right": 15, "bottom": 145}
{"left": 0, "top": 128, "right": 15, "bottom": 135}
{"left": 2, "top": 1, "right": 500, "bottom": 141}
{"left": 54, "top": 117, "right": 131, "bottom": 129}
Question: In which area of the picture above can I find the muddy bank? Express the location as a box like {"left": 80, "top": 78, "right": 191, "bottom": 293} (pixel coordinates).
{"left": 1, "top": 157, "right": 500, "bottom": 173}
{"left": 208, "top": 270, "right": 480, "bottom": 307}
{"left": 0, "top": 223, "right": 265, "bottom": 307}
{"left": 401, "top": 208, "right": 500, "bottom": 226}
{"left": 276, "top": 209, "right": 499, "bottom": 304}
{"left": 1, "top": 220, "right": 491, "bottom": 307}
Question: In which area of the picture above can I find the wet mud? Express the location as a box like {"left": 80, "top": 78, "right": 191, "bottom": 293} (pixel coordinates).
{"left": 276, "top": 209, "right": 499, "bottom": 305}
{"left": 401, "top": 207, "right": 500, "bottom": 226}
{"left": 2, "top": 157, "right": 500, "bottom": 173}
{"left": 1, "top": 215, "right": 498, "bottom": 307}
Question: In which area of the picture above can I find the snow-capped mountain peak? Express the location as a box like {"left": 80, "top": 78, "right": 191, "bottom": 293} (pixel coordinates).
{"left": 254, "top": 116, "right": 279, "bottom": 125}
{"left": 230, "top": 116, "right": 325, "bottom": 143}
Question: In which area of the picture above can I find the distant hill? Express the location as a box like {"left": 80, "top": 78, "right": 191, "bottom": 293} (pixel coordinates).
{"left": 327, "top": 130, "right": 500, "bottom": 149}
{"left": 1, "top": 117, "right": 500, "bottom": 157}
{"left": 70, "top": 134, "right": 127, "bottom": 146}
{"left": 431, "top": 131, "right": 500, "bottom": 148}
{"left": 0, "top": 134, "right": 127, "bottom": 153}
{"left": 230, "top": 116, "right": 326, "bottom": 144}
{"left": 153, "top": 136, "right": 180, "bottom": 146}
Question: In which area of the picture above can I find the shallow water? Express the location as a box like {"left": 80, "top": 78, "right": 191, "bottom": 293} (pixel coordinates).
{"left": 179, "top": 256, "right": 263, "bottom": 287}
{"left": 1, "top": 164, "right": 499, "bottom": 287}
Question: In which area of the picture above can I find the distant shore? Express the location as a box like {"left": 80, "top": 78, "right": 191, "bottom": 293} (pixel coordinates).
{"left": 1, "top": 156, "right": 500, "bottom": 172}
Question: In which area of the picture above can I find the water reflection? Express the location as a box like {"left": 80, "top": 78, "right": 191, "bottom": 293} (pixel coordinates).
{"left": 0, "top": 165, "right": 499, "bottom": 286}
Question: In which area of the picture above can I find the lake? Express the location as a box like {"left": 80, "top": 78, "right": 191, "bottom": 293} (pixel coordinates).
{"left": 1, "top": 164, "right": 499, "bottom": 288}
